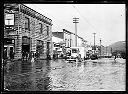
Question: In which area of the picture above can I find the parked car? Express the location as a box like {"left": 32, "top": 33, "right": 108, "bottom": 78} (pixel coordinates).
{"left": 65, "top": 52, "right": 71, "bottom": 59}
{"left": 90, "top": 54, "right": 98, "bottom": 60}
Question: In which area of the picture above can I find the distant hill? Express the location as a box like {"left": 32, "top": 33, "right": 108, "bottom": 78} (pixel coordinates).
{"left": 107, "top": 41, "right": 126, "bottom": 53}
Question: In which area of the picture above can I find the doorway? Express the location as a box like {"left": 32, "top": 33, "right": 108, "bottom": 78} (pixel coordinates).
{"left": 22, "top": 45, "right": 30, "bottom": 53}
{"left": 22, "top": 36, "right": 30, "bottom": 59}
{"left": 4, "top": 47, "right": 7, "bottom": 59}
{"left": 47, "top": 42, "right": 51, "bottom": 59}
{"left": 4, "top": 46, "right": 14, "bottom": 59}
{"left": 10, "top": 47, "right": 14, "bottom": 59}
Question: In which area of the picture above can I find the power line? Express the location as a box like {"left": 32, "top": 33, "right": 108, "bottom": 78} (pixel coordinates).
{"left": 72, "top": 5, "right": 98, "bottom": 33}
{"left": 29, "top": 4, "right": 64, "bottom": 31}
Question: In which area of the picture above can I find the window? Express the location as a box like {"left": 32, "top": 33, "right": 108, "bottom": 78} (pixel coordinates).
{"left": 5, "top": 13, "right": 14, "bottom": 26}
{"left": 39, "top": 23, "right": 43, "bottom": 33}
{"left": 46, "top": 26, "right": 49, "bottom": 35}
{"left": 72, "top": 49, "right": 78, "bottom": 53}
{"left": 25, "top": 17, "right": 29, "bottom": 30}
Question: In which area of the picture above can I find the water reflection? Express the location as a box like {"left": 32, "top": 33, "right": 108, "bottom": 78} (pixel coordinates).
{"left": 32, "top": 60, "right": 52, "bottom": 91}
{"left": 5, "top": 60, "right": 52, "bottom": 91}
{"left": 4, "top": 58, "right": 125, "bottom": 91}
{"left": 21, "top": 60, "right": 31, "bottom": 73}
{"left": 92, "top": 62, "right": 98, "bottom": 67}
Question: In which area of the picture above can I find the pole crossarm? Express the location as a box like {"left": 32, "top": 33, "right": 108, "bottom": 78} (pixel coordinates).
{"left": 93, "top": 33, "right": 96, "bottom": 54}
{"left": 73, "top": 17, "right": 79, "bottom": 47}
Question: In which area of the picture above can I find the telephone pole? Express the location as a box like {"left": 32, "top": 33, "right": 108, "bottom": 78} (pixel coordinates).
{"left": 106, "top": 46, "right": 107, "bottom": 56}
{"left": 93, "top": 33, "right": 96, "bottom": 54}
{"left": 73, "top": 17, "right": 79, "bottom": 47}
{"left": 100, "top": 38, "right": 101, "bottom": 57}
{"left": 111, "top": 47, "right": 112, "bottom": 56}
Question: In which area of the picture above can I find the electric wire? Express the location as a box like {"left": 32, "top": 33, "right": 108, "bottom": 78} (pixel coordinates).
{"left": 30, "top": 4, "right": 67, "bottom": 31}
{"left": 72, "top": 5, "right": 98, "bottom": 33}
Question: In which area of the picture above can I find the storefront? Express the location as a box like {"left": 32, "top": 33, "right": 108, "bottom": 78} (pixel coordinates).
{"left": 4, "top": 38, "right": 15, "bottom": 59}
{"left": 36, "top": 40, "right": 44, "bottom": 59}
{"left": 22, "top": 36, "right": 31, "bottom": 58}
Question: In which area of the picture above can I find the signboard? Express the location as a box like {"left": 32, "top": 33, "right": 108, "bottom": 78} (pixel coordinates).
{"left": 5, "top": 13, "right": 14, "bottom": 25}
{"left": 4, "top": 38, "right": 15, "bottom": 45}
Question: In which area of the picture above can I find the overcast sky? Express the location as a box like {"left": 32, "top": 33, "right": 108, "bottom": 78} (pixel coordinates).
{"left": 25, "top": 4, "right": 125, "bottom": 46}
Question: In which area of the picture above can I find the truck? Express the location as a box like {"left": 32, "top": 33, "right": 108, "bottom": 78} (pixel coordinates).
{"left": 67, "top": 47, "right": 87, "bottom": 62}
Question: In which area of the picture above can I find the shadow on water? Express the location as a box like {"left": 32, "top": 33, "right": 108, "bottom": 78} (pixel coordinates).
{"left": 4, "top": 59, "right": 52, "bottom": 91}
{"left": 92, "top": 62, "right": 98, "bottom": 67}
{"left": 76, "top": 62, "right": 82, "bottom": 67}
{"left": 21, "top": 60, "right": 32, "bottom": 73}
{"left": 30, "top": 59, "right": 52, "bottom": 91}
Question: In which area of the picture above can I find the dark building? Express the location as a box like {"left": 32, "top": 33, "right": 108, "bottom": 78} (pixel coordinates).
{"left": 4, "top": 4, "right": 53, "bottom": 60}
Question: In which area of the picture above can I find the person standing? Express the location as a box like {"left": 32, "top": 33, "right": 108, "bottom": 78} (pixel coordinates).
{"left": 114, "top": 55, "right": 116, "bottom": 60}
{"left": 25, "top": 52, "right": 28, "bottom": 60}
{"left": 31, "top": 52, "right": 35, "bottom": 63}
{"left": 22, "top": 51, "right": 25, "bottom": 60}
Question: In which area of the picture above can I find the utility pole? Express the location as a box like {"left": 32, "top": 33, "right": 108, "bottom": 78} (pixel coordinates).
{"left": 106, "top": 46, "right": 107, "bottom": 57}
{"left": 111, "top": 47, "right": 112, "bottom": 56}
{"left": 70, "top": 34, "right": 72, "bottom": 47}
{"left": 100, "top": 38, "right": 101, "bottom": 57}
{"left": 93, "top": 33, "right": 96, "bottom": 54}
{"left": 73, "top": 17, "right": 79, "bottom": 47}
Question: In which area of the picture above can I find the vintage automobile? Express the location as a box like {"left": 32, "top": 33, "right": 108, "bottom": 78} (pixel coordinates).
{"left": 90, "top": 54, "right": 98, "bottom": 60}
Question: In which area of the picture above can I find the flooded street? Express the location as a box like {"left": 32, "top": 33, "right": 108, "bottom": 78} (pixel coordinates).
{"left": 4, "top": 58, "right": 125, "bottom": 91}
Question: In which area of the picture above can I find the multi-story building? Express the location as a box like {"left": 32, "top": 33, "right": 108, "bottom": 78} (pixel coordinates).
{"left": 63, "top": 29, "right": 87, "bottom": 48}
{"left": 52, "top": 29, "right": 87, "bottom": 57}
{"left": 4, "top": 4, "right": 52, "bottom": 60}
{"left": 63, "top": 29, "right": 72, "bottom": 47}
{"left": 52, "top": 32, "right": 65, "bottom": 57}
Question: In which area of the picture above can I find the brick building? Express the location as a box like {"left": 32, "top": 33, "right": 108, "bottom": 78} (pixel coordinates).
{"left": 4, "top": 4, "right": 52, "bottom": 60}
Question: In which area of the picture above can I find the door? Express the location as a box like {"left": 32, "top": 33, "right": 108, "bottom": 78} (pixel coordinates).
{"left": 10, "top": 47, "right": 14, "bottom": 59}
{"left": 47, "top": 42, "right": 50, "bottom": 59}
{"left": 4, "top": 47, "right": 7, "bottom": 59}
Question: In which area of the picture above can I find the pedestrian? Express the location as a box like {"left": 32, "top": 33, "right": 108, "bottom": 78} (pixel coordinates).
{"left": 4, "top": 49, "right": 7, "bottom": 59}
{"left": 31, "top": 53, "right": 35, "bottom": 63}
{"left": 35, "top": 52, "right": 37, "bottom": 58}
{"left": 27, "top": 52, "right": 30, "bottom": 59}
{"left": 25, "top": 52, "right": 28, "bottom": 60}
{"left": 114, "top": 55, "right": 116, "bottom": 60}
{"left": 12, "top": 52, "right": 15, "bottom": 59}
{"left": 22, "top": 51, "right": 25, "bottom": 60}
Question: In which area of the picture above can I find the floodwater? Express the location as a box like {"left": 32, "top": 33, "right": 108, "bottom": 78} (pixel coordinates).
{"left": 4, "top": 58, "right": 125, "bottom": 91}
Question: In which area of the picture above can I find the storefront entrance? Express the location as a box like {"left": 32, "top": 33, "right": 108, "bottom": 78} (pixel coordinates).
{"left": 4, "top": 38, "right": 15, "bottom": 59}
{"left": 36, "top": 40, "right": 44, "bottom": 58}
{"left": 47, "top": 42, "right": 51, "bottom": 59}
{"left": 22, "top": 36, "right": 30, "bottom": 59}
{"left": 22, "top": 45, "right": 30, "bottom": 53}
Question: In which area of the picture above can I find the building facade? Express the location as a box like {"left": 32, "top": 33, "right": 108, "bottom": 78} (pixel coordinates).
{"left": 63, "top": 29, "right": 87, "bottom": 48}
{"left": 4, "top": 4, "right": 52, "bottom": 60}
{"left": 63, "top": 29, "right": 72, "bottom": 47}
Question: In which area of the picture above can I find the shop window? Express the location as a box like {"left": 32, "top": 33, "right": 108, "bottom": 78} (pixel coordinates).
{"left": 25, "top": 17, "right": 29, "bottom": 30}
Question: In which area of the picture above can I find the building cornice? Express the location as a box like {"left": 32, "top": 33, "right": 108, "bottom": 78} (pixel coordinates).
{"left": 4, "top": 4, "right": 52, "bottom": 25}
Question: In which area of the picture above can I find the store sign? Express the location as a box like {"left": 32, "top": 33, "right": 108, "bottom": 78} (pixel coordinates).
{"left": 5, "top": 13, "right": 14, "bottom": 25}
{"left": 4, "top": 38, "right": 15, "bottom": 45}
